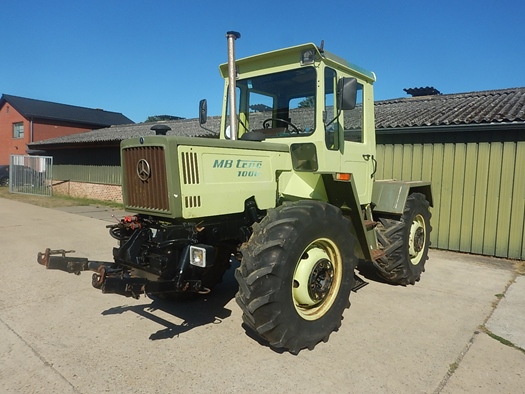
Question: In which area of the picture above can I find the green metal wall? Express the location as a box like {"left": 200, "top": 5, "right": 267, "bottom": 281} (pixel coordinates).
{"left": 376, "top": 141, "right": 525, "bottom": 260}
{"left": 53, "top": 165, "right": 121, "bottom": 185}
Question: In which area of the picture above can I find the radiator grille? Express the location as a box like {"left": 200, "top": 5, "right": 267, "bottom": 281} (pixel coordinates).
{"left": 123, "top": 146, "right": 169, "bottom": 211}
{"left": 181, "top": 151, "right": 200, "bottom": 184}
{"left": 184, "top": 195, "right": 201, "bottom": 208}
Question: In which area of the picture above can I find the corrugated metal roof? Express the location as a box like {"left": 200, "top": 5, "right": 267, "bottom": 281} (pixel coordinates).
{"left": 376, "top": 87, "right": 525, "bottom": 128}
{"left": 1, "top": 94, "right": 134, "bottom": 126}
{"left": 30, "top": 117, "right": 220, "bottom": 146}
{"left": 28, "top": 87, "right": 525, "bottom": 148}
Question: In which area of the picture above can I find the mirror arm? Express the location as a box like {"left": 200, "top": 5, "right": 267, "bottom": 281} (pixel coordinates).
{"left": 199, "top": 122, "right": 215, "bottom": 134}
{"left": 324, "top": 108, "right": 342, "bottom": 128}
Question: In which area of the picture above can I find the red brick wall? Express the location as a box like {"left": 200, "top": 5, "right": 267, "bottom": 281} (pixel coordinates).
{"left": 0, "top": 104, "right": 28, "bottom": 164}
{"left": 0, "top": 101, "right": 96, "bottom": 164}
{"left": 53, "top": 181, "right": 123, "bottom": 203}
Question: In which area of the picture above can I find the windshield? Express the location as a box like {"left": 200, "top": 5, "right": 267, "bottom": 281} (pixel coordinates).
{"left": 228, "top": 67, "right": 317, "bottom": 138}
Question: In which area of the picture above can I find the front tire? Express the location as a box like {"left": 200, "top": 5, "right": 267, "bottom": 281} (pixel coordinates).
{"left": 235, "top": 200, "right": 357, "bottom": 354}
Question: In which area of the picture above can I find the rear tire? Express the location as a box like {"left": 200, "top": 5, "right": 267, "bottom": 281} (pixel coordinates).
{"left": 375, "top": 193, "right": 431, "bottom": 285}
{"left": 235, "top": 200, "right": 357, "bottom": 354}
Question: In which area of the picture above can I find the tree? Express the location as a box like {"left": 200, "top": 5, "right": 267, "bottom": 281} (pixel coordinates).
{"left": 145, "top": 115, "right": 184, "bottom": 123}
{"left": 298, "top": 97, "right": 314, "bottom": 108}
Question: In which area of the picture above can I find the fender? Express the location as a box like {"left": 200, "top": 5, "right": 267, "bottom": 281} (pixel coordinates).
{"left": 321, "top": 174, "right": 374, "bottom": 261}
{"left": 372, "top": 180, "right": 433, "bottom": 215}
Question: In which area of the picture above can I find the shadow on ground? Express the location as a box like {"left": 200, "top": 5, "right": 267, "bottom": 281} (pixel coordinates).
{"left": 99, "top": 258, "right": 394, "bottom": 348}
{"left": 101, "top": 265, "right": 239, "bottom": 340}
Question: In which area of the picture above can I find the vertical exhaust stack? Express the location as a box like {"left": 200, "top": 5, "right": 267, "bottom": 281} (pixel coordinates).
{"left": 226, "top": 31, "right": 241, "bottom": 140}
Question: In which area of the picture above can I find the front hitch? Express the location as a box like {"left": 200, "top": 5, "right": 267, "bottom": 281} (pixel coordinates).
{"left": 36, "top": 248, "right": 102, "bottom": 274}
{"left": 36, "top": 247, "right": 206, "bottom": 299}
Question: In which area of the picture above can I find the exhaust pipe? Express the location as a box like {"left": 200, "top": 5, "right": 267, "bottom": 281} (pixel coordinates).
{"left": 226, "top": 31, "right": 241, "bottom": 140}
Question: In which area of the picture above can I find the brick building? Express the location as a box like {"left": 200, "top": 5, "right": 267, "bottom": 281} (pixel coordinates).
{"left": 0, "top": 94, "right": 133, "bottom": 165}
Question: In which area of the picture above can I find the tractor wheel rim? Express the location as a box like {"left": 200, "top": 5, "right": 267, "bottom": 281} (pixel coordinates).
{"left": 409, "top": 214, "right": 426, "bottom": 265}
{"left": 292, "top": 239, "right": 343, "bottom": 321}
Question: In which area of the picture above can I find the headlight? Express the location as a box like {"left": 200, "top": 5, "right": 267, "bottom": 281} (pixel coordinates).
{"left": 190, "top": 245, "right": 207, "bottom": 267}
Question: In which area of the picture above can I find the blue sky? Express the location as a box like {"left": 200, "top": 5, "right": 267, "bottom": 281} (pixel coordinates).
{"left": 2, "top": 0, "right": 524, "bottom": 123}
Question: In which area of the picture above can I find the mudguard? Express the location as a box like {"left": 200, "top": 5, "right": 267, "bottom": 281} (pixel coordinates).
{"left": 372, "top": 180, "right": 433, "bottom": 215}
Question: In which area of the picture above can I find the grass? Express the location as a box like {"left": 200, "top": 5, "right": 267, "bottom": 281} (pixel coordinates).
{"left": 481, "top": 326, "right": 525, "bottom": 355}
{"left": 0, "top": 186, "right": 124, "bottom": 209}
{"left": 515, "top": 261, "right": 525, "bottom": 275}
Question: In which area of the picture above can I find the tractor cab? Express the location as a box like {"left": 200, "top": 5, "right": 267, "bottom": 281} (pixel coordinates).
{"left": 211, "top": 42, "right": 378, "bottom": 204}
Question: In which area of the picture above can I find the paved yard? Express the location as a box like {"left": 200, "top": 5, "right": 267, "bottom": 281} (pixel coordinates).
{"left": 1, "top": 199, "right": 523, "bottom": 393}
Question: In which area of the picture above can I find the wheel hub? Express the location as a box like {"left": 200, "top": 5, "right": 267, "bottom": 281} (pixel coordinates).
{"left": 413, "top": 227, "right": 424, "bottom": 253}
{"left": 409, "top": 214, "right": 426, "bottom": 264}
{"left": 307, "top": 259, "right": 334, "bottom": 302}
{"left": 293, "top": 247, "right": 332, "bottom": 308}
{"left": 292, "top": 238, "right": 344, "bottom": 321}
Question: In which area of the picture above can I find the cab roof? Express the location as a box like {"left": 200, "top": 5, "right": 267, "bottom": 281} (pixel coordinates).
{"left": 219, "top": 42, "right": 375, "bottom": 83}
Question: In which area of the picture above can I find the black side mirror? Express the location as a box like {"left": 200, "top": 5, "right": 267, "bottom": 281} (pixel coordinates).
{"left": 199, "top": 99, "right": 207, "bottom": 125}
{"left": 337, "top": 77, "right": 357, "bottom": 110}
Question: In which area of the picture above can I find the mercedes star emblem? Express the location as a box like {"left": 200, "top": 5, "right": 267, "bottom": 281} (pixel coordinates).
{"left": 136, "top": 159, "right": 151, "bottom": 181}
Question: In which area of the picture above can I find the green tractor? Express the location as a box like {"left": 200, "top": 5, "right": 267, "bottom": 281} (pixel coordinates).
{"left": 37, "top": 32, "right": 432, "bottom": 354}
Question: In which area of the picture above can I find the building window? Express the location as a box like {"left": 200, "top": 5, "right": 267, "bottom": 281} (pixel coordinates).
{"left": 13, "top": 122, "right": 24, "bottom": 139}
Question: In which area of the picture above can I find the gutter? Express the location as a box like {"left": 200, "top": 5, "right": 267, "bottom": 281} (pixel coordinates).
{"left": 376, "top": 122, "right": 525, "bottom": 135}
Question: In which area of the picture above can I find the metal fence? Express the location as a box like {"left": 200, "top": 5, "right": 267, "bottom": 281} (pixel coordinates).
{"left": 53, "top": 165, "right": 121, "bottom": 185}
{"left": 9, "top": 155, "right": 53, "bottom": 197}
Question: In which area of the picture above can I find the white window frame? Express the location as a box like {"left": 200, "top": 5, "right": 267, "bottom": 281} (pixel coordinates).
{"left": 13, "top": 122, "right": 24, "bottom": 139}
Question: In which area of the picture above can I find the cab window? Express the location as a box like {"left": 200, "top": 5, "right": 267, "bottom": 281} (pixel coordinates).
{"left": 343, "top": 82, "right": 363, "bottom": 143}
{"left": 228, "top": 67, "right": 317, "bottom": 138}
{"left": 324, "top": 67, "right": 364, "bottom": 149}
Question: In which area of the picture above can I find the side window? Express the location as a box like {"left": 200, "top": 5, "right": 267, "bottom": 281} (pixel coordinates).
{"left": 13, "top": 122, "right": 24, "bottom": 139}
{"left": 343, "top": 83, "right": 363, "bottom": 143}
{"left": 324, "top": 68, "right": 338, "bottom": 150}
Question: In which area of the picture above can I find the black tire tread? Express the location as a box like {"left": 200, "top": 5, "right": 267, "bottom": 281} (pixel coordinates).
{"left": 374, "top": 193, "right": 432, "bottom": 285}
{"left": 235, "top": 200, "right": 356, "bottom": 354}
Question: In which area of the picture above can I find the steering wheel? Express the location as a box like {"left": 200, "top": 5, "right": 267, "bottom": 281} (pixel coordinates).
{"left": 262, "top": 118, "right": 301, "bottom": 134}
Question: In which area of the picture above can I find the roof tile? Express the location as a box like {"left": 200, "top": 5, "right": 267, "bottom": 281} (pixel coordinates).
{"left": 376, "top": 87, "right": 525, "bottom": 128}
{"left": 1, "top": 94, "right": 134, "bottom": 126}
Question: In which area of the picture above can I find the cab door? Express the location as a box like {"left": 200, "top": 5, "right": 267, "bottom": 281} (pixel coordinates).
{"left": 324, "top": 68, "right": 375, "bottom": 205}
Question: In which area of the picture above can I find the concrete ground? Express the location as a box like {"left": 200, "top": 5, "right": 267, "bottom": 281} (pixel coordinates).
{"left": 1, "top": 199, "right": 524, "bottom": 393}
